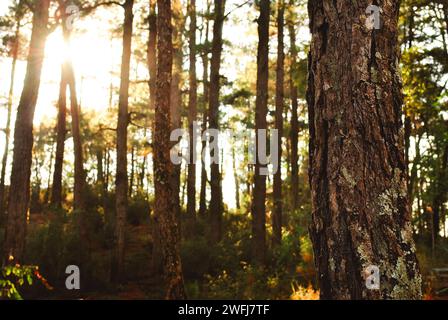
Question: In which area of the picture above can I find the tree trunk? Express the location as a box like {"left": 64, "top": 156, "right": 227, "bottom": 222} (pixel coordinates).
{"left": 63, "top": 24, "right": 88, "bottom": 253}
{"left": 112, "top": 0, "right": 134, "bottom": 283}
{"left": 232, "top": 145, "right": 240, "bottom": 210}
{"left": 154, "top": 0, "right": 186, "bottom": 299}
{"left": 432, "top": 144, "right": 448, "bottom": 242}
{"left": 199, "top": 1, "right": 211, "bottom": 217}
{"left": 51, "top": 65, "right": 68, "bottom": 208}
{"left": 171, "top": 0, "right": 184, "bottom": 223}
{"left": 273, "top": 0, "right": 284, "bottom": 247}
{"left": 3, "top": 0, "right": 50, "bottom": 265}
{"left": 307, "top": 1, "right": 422, "bottom": 299}
{"left": 148, "top": 0, "right": 157, "bottom": 112}
{"left": 208, "top": 0, "right": 226, "bottom": 243}
{"left": 251, "top": 0, "right": 270, "bottom": 265}
{"left": 288, "top": 7, "right": 299, "bottom": 210}
{"left": 44, "top": 141, "right": 55, "bottom": 205}
{"left": 187, "top": 0, "right": 198, "bottom": 218}
{"left": 129, "top": 144, "right": 135, "bottom": 198}
{"left": 0, "top": 19, "right": 21, "bottom": 219}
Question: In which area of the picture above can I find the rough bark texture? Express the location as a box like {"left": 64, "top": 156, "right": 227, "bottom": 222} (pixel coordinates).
{"left": 3, "top": 0, "right": 50, "bottom": 264}
{"left": 154, "top": 0, "right": 186, "bottom": 299}
{"left": 273, "top": 0, "right": 284, "bottom": 247}
{"left": 187, "top": 0, "right": 197, "bottom": 218}
{"left": 251, "top": 0, "right": 270, "bottom": 265}
{"left": 288, "top": 11, "right": 299, "bottom": 210}
{"left": 307, "top": 0, "right": 422, "bottom": 299}
{"left": 0, "top": 19, "right": 21, "bottom": 218}
{"left": 208, "top": 0, "right": 225, "bottom": 243}
{"left": 112, "top": 0, "right": 134, "bottom": 283}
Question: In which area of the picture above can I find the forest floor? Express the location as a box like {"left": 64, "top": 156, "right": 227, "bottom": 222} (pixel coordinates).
{"left": 20, "top": 213, "right": 448, "bottom": 300}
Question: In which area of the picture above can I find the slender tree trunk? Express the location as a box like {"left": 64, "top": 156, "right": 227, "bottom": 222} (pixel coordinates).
{"left": 112, "top": 0, "right": 134, "bottom": 283}
{"left": 232, "top": 145, "right": 240, "bottom": 210}
{"left": 148, "top": 0, "right": 157, "bottom": 112}
{"left": 64, "top": 30, "right": 87, "bottom": 252}
{"left": 208, "top": 0, "right": 226, "bottom": 243}
{"left": 44, "top": 142, "right": 55, "bottom": 205}
{"left": 0, "top": 20, "right": 21, "bottom": 219}
{"left": 51, "top": 66, "right": 68, "bottom": 208}
{"left": 432, "top": 144, "right": 448, "bottom": 242}
{"left": 273, "top": 0, "right": 284, "bottom": 247}
{"left": 199, "top": 1, "right": 211, "bottom": 217}
{"left": 129, "top": 144, "right": 135, "bottom": 198}
{"left": 97, "top": 149, "right": 104, "bottom": 185}
{"left": 154, "top": 0, "right": 186, "bottom": 299}
{"left": 171, "top": 0, "right": 184, "bottom": 223}
{"left": 307, "top": 1, "right": 421, "bottom": 299}
{"left": 288, "top": 9, "right": 299, "bottom": 210}
{"left": 3, "top": 0, "right": 50, "bottom": 265}
{"left": 187, "top": 0, "right": 198, "bottom": 218}
{"left": 148, "top": 0, "right": 164, "bottom": 276}
{"left": 251, "top": 0, "right": 270, "bottom": 265}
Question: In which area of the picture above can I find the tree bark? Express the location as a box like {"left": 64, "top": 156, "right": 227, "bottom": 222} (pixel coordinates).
{"left": 171, "top": 0, "right": 184, "bottom": 223}
{"left": 148, "top": 0, "right": 157, "bottom": 112}
{"left": 3, "top": 0, "right": 50, "bottom": 264}
{"left": 288, "top": 6, "right": 299, "bottom": 210}
{"left": 273, "top": 0, "right": 284, "bottom": 247}
{"left": 251, "top": 0, "right": 270, "bottom": 265}
{"left": 112, "top": 0, "right": 134, "bottom": 283}
{"left": 307, "top": 1, "right": 422, "bottom": 299}
{"left": 0, "top": 18, "right": 21, "bottom": 218}
{"left": 199, "top": 0, "right": 211, "bottom": 217}
{"left": 232, "top": 144, "right": 240, "bottom": 210}
{"left": 51, "top": 65, "right": 68, "bottom": 208}
{"left": 62, "top": 21, "right": 88, "bottom": 253}
{"left": 187, "top": 0, "right": 198, "bottom": 218}
{"left": 208, "top": 0, "right": 226, "bottom": 243}
{"left": 154, "top": 0, "right": 186, "bottom": 299}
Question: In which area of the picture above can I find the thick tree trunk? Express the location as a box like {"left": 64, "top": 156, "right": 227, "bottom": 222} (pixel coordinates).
{"left": 3, "top": 0, "right": 50, "bottom": 265}
{"left": 273, "top": 0, "right": 284, "bottom": 247}
{"left": 0, "top": 20, "right": 21, "bottom": 219}
{"left": 112, "top": 0, "right": 134, "bottom": 283}
{"left": 187, "top": 0, "right": 198, "bottom": 218}
{"left": 51, "top": 66, "right": 68, "bottom": 208}
{"left": 251, "top": 0, "right": 270, "bottom": 265}
{"left": 307, "top": 1, "right": 422, "bottom": 299}
{"left": 154, "top": 0, "right": 186, "bottom": 299}
{"left": 288, "top": 11, "right": 299, "bottom": 210}
{"left": 208, "top": 0, "right": 226, "bottom": 243}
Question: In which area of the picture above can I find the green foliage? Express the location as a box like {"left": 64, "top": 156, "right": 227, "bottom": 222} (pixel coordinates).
{"left": 0, "top": 264, "right": 50, "bottom": 300}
